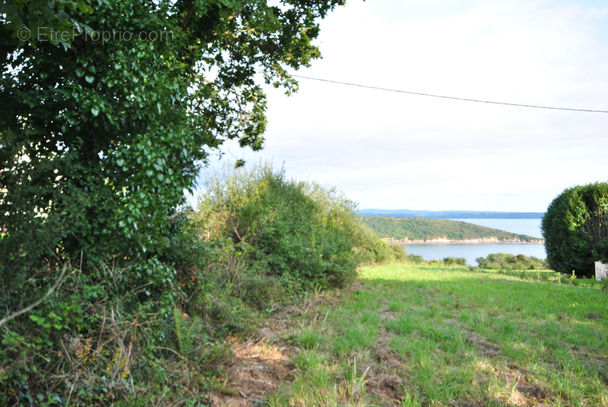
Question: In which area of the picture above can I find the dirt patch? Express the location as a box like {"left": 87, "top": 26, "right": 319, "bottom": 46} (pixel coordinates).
{"left": 448, "top": 320, "right": 556, "bottom": 405}
{"left": 366, "top": 373, "right": 404, "bottom": 404}
{"left": 373, "top": 326, "right": 403, "bottom": 372}
{"left": 586, "top": 312, "right": 603, "bottom": 320}
{"left": 365, "top": 305, "right": 407, "bottom": 406}
{"left": 210, "top": 338, "right": 292, "bottom": 406}
{"left": 210, "top": 284, "right": 357, "bottom": 405}
{"left": 475, "top": 360, "right": 555, "bottom": 407}
{"left": 445, "top": 319, "right": 500, "bottom": 358}
{"left": 464, "top": 329, "right": 501, "bottom": 358}
{"left": 504, "top": 370, "right": 554, "bottom": 407}
{"left": 454, "top": 398, "right": 484, "bottom": 407}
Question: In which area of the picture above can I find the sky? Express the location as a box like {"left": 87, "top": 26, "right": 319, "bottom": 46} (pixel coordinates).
{"left": 194, "top": 0, "right": 608, "bottom": 212}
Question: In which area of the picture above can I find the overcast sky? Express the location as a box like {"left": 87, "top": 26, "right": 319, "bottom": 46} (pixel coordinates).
{"left": 196, "top": 0, "right": 608, "bottom": 212}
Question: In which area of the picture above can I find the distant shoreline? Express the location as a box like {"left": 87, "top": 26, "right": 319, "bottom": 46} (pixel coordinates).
{"left": 360, "top": 209, "right": 544, "bottom": 219}
{"left": 384, "top": 237, "right": 545, "bottom": 245}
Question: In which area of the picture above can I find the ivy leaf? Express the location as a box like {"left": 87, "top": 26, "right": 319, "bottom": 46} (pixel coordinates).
{"left": 85, "top": 75, "right": 95, "bottom": 84}
{"left": 91, "top": 106, "right": 100, "bottom": 116}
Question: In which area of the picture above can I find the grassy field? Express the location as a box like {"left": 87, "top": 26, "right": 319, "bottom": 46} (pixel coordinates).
{"left": 219, "top": 264, "right": 608, "bottom": 406}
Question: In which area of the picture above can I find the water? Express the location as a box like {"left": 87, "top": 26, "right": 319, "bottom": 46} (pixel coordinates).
{"left": 404, "top": 218, "right": 545, "bottom": 265}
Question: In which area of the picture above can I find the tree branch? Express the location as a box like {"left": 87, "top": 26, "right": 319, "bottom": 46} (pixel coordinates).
{"left": 0, "top": 266, "right": 68, "bottom": 328}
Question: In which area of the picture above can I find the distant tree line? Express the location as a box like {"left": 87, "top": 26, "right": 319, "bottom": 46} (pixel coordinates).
{"left": 361, "top": 216, "right": 539, "bottom": 242}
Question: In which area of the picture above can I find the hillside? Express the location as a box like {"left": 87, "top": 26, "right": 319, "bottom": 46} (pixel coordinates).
{"left": 361, "top": 215, "right": 542, "bottom": 242}
{"left": 359, "top": 209, "right": 544, "bottom": 219}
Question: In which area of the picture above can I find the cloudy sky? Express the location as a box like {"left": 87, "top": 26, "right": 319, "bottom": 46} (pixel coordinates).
{"left": 198, "top": 0, "right": 608, "bottom": 212}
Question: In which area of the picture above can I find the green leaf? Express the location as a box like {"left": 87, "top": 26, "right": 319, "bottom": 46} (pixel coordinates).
{"left": 85, "top": 75, "right": 95, "bottom": 84}
{"left": 91, "top": 106, "right": 99, "bottom": 116}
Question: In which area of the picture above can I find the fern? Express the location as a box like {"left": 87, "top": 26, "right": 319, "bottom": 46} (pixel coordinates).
{"left": 173, "top": 307, "right": 193, "bottom": 357}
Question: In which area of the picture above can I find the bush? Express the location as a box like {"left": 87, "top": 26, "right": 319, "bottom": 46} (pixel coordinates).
{"left": 407, "top": 254, "right": 425, "bottom": 264}
{"left": 443, "top": 257, "right": 467, "bottom": 266}
{"left": 196, "top": 165, "right": 360, "bottom": 291}
{"left": 476, "top": 253, "right": 547, "bottom": 270}
{"left": 542, "top": 183, "right": 608, "bottom": 277}
{"left": 0, "top": 210, "right": 223, "bottom": 405}
{"left": 350, "top": 224, "right": 407, "bottom": 264}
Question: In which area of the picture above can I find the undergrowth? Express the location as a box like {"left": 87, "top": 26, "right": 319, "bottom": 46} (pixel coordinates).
{"left": 0, "top": 164, "right": 404, "bottom": 405}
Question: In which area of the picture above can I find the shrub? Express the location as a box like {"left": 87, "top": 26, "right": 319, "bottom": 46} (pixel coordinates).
{"left": 350, "top": 224, "right": 407, "bottom": 264}
{"left": 542, "top": 183, "right": 608, "bottom": 277}
{"left": 407, "top": 254, "right": 425, "bottom": 264}
{"left": 195, "top": 165, "right": 359, "bottom": 291}
{"left": 443, "top": 257, "right": 467, "bottom": 266}
{"left": 476, "top": 253, "right": 547, "bottom": 270}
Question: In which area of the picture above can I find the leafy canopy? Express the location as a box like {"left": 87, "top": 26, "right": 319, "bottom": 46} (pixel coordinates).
{"left": 0, "top": 0, "right": 345, "bottom": 270}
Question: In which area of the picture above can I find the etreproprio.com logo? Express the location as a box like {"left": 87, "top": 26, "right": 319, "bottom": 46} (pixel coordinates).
{"left": 16, "top": 26, "right": 173, "bottom": 44}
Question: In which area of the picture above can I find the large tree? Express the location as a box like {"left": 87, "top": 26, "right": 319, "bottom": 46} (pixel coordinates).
{"left": 0, "top": 0, "right": 344, "bottom": 272}
{"left": 542, "top": 183, "right": 608, "bottom": 277}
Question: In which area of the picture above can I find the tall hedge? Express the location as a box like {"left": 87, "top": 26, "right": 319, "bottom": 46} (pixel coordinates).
{"left": 542, "top": 183, "right": 608, "bottom": 277}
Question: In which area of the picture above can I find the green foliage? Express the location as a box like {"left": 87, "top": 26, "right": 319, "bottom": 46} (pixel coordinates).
{"left": 476, "top": 253, "right": 547, "bottom": 270}
{"left": 406, "top": 254, "right": 425, "bottom": 264}
{"left": 0, "top": 221, "right": 237, "bottom": 406}
{"left": 442, "top": 257, "right": 467, "bottom": 266}
{"left": 349, "top": 222, "right": 408, "bottom": 264}
{"left": 196, "top": 165, "right": 359, "bottom": 290}
{"left": 542, "top": 183, "right": 608, "bottom": 277}
{"left": 1, "top": 1, "right": 347, "bottom": 403}
{"left": 1, "top": 0, "right": 345, "bottom": 272}
{"left": 1, "top": 0, "right": 96, "bottom": 49}
{"left": 361, "top": 216, "right": 539, "bottom": 242}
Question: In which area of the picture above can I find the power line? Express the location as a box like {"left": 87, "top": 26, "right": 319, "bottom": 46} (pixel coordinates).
{"left": 292, "top": 74, "right": 608, "bottom": 114}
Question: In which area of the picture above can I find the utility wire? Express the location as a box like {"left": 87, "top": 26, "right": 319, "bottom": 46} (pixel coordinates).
{"left": 292, "top": 74, "right": 608, "bottom": 114}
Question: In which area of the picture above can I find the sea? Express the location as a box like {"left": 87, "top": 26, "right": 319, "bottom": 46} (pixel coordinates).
{"left": 404, "top": 218, "right": 546, "bottom": 266}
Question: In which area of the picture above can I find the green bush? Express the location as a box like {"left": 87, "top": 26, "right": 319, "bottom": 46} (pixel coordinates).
{"left": 407, "top": 254, "right": 425, "bottom": 264}
{"left": 542, "top": 183, "right": 608, "bottom": 277}
{"left": 443, "top": 257, "right": 467, "bottom": 266}
{"left": 350, "top": 224, "right": 407, "bottom": 264}
{"left": 195, "top": 165, "right": 359, "bottom": 291}
{"left": 0, "top": 214, "right": 220, "bottom": 405}
{"left": 476, "top": 253, "right": 547, "bottom": 270}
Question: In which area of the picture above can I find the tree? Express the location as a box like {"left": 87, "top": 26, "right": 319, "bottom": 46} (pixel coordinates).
{"left": 542, "top": 183, "right": 608, "bottom": 277}
{"left": 0, "top": 0, "right": 345, "bottom": 273}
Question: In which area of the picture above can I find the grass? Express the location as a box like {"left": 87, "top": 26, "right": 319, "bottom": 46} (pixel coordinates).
{"left": 264, "top": 264, "right": 608, "bottom": 406}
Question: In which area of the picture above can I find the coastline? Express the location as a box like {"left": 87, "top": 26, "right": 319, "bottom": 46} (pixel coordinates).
{"left": 384, "top": 237, "right": 545, "bottom": 245}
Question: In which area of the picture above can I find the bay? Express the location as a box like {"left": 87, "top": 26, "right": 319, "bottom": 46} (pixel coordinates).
{"left": 403, "top": 218, "right": 546, "bottom": 266}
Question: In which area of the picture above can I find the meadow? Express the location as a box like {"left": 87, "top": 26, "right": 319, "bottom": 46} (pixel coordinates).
{"left": 218, "top": 264, "right": 608, "bottom": 406}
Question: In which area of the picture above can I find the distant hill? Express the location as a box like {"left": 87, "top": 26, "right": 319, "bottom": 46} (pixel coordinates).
{"left": 359, "top": 209, "right": 544, "bottom": 219}
{"left": 361, "top": 216, "right": 542, "bottom": 243}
